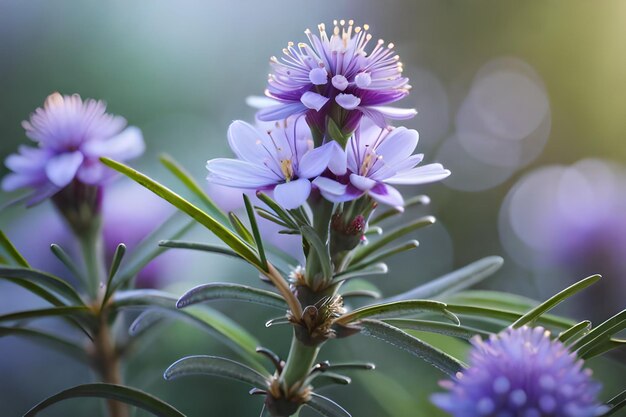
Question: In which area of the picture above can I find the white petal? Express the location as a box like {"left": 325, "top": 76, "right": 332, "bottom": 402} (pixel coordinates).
{"left": 312, "top": 176, "right": 347, "bottom": 196}
{"left": 385, "top": 164, "right": 451, "bottom": 185}
{"left": 369, "top": 106, "right": 417, "bottom": 120}
{"left": 309, "top": 68, "right": 328, "bottom": 85}
{"left": 82, "top": 127, "right": 145, "bottom": 160}
{"left": 328, "top": 141, "right": 347, "bottom": 175}
{"left": 45, "top": 152, "right": 84, "bottom": 187}
{"left": 336, "top": 94, "right": 361, "bottom": 110}
{"left": 350, "top": 173, "right": 377, "bottom": 191}
{"left": 206, "top": 158, "right": 279, "bottom": 188}
{"left": 301, "top": 92, "right": 329, "bottom": 111}
{"left": 257, "top": 102, "right": 307, "bottom": 121}
{"left": 227, "top": 120, "right": 270, "bottom": 163}
{"left": 332, "top": 75, "right": 349, "bottom": 91}
{"left": 273, "top": 179, "right": 311, "bottom": 209}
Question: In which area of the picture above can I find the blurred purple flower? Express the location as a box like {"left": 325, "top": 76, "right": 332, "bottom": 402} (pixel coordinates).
{"left": 2, "top": 93, "right": 144, "bottom": 203}
{"left": 432, "top": 326, "right": 606, "bottom": 417}
{"left": 258, "top": 20, "right": 415, "bottom": 133}
{"left": 206, "top": 120, "right": 343, "bottom": 209}
{"left": 313, "top": 123, "right": 450, "bottom": 209}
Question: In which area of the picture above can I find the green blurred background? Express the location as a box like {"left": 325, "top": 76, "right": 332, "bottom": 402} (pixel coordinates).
{"left": 1, "top": 1, "right": 625, "bottom": 416}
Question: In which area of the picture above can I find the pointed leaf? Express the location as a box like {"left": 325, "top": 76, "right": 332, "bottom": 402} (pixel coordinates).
{"left": 164, "top": 355, "right": 269, "bottom": 388}
{"left": 0, "top": 266, "right": 84, "bottom": 306}
{"left": 301, "top": 225, "right": 332, "bottom": 281}
{"left": 23, "top": 383, "right": 186, "bottom": 417}
{"left": 558, "top": 320, "right": 591, "bottom": 344}
{"left": 512, "top": 274, "right": 601, "bottom": 328}
{"left": 256, "top": 192, "right": 298, "bottom": 230}
{"left": 345, "top": 240, "right": 418, "bottom": 272}
{"left": 176, "top": 283, "right": 287, "bottom": 310}
{"left": 100, "top": 158, "right": 263, "bottom": 270}
{"left": 160, "top": 153, "right": 229, "bottom": 224}
{"left": 333, "top": 263, "right": 388, "bottom": 283}
{"left": 101, "top": 243, "right": 126, "bottom": 308}
{"left": 335, "top": 300, "right": 459, "bottom": 326}
{"left": 0, "top": 326, "right": 87, "bottom": 362}
{"left": 383, "top": 319, "right": 491, "bottom": 340}
{"left": 359, "top": 319, "right": 466, "bottom": 377}
{"left": 386, "top": 257, "right": 504, "bottom": 302}
{"left": 445, "top": 304, "right": 574, "bottom": 329}
{"left": 244, "top": 194, "right": 268, "bottom": 267}
{"left": 0, "top": 306, "right": 94, "bottom": 325}
{"left": 572, "top": 310, "right": 626, "bottom": 353}
{"left": 50, "top": 244, "right": 85, "bottom": 284}
{"left": 128, "top": 310, "right": 165, "bottom": 337}
{"left": 159, "top": 240, "right": 243, "bottom": 260}
{"left": 603, "top": 390, "right": 626, "bottom": 416}
{"left": 0, "top": 230, "right": 30, "bottom": 267}
{"left": 306, "top": 393, "right": 352, "bottom": 417}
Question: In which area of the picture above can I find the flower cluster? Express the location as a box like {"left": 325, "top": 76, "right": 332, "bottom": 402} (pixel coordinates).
{"left": 207, "top": 21, "right": 449, "bottom": 211}
{"left": 432, "top": 326, "right": 607, "bottom": 417}
{"left": 2, "top": 92, "right": 144, "bottom": 204}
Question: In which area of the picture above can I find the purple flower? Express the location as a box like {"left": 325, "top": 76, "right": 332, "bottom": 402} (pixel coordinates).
{"left": 313, "top": 123, "right": 450, "bottom": 208}
{"left": 2, "top": 93, "right": 144, "bottom": 203}
{"left": 258, "top": 20, "right": 416, "bottom": 133}
{"left": 432, "top": 326, "right": 607, "bottom": 417}
{"left": 206, "top": 120, "right": 343, "bottom": 209}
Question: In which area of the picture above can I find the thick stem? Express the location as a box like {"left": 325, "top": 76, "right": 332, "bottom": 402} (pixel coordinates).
{"left": 279, "top": 333, "right": 320, "bottom": 393}
{"left": 93, "top": 316, "right": 129, "bottom": 417}
{"left": 305, "top": 199, "right": 334, "bottom": 289}
{"left": 77, "top": 217, "right": 106, "bottom": 300}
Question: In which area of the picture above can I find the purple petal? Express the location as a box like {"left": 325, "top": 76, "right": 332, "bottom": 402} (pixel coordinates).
{"left": 375, "top": 127, "right": 419, "bottom": 166}
{"left": 298, "top": 141, "right": 335, "bottom": 178}
{"left": 45, "top": 151, "right": 84, "bottom": 188}
{"left": 312, "top": 176, "right": 347, "bottom": 196}
{"left": 328, "top": 141, "right": 347, "bottom": 175}
{"left": 82, "top": 126, "right": 144, "bottom": 160}
{"left": 77, "top": 160, "right": 106, "bottom": 184}
{"left": 1, "top": 173, "right": 42, "bottom": 192}
{"left": 369, "top": 183, "right": 404, "bottom": 208}
{"left": 385, "top": 163, "right": 451, "bottom": 185}
{"left": 207, "top": 158, "right": 280, "bottom": 188}
{"left": 391, "top": 154, "right": 424, "bottom": 173}
{"left": 355, "top": 72, "right": 372, "bottom": 88}
{"left": 369, "top": 106, "right": 417, "bottom": 120}
{"left": 350, "top": 174, "right": 377, "bottom": 191}
{"left": 301, "top": 92, "right": 329, "bottom": 111}
{"left": 358, "top": 107, "right": 387, "bottom": 128}
{"left": 336, "top": 94, "right": 361, "bottom": 110}
{"left": 273, "top": 178, "right": 311, "bottom": 209}
{"left": 227, "top": 121, "right": 270, "bottom": 163}
{"left": 309, "top": 68, "right": 328, "bottom": 85}
{"left": 257, "top": 102, "right": 307, "bottom": 121}
{"left": 332, "top": 75, "right": 349, "bottom": 91}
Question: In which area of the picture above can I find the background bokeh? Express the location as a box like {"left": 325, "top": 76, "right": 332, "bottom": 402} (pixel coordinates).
{"left": 1, "top": 1, "right": 625, "bottom": 416}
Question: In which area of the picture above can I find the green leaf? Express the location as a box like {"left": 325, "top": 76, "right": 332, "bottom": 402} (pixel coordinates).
{"left": 579, "top": 337, "right": 626, "bottom": 360}
{"left": 301, "top": 225, "right": 332, "bottom": 281}
{"left": 0, "top": 266, "right": 85, "bottom": 306}
{"left": 176, "top": 283, "right": 287, "bottom": 311}
{"left": 511, "top": 274, "right": 601, "bottom": 328}
{"left": 444, "top": 290, "right": 537, "bottom": 312}
{"left": 114, "top": 212, "right": 195, "bottom": 289}
{"left": 445, "top": 304, "right": 574, "bottom": 329}
{"left": 335, "top": 300, "right": 459, "bottom": 325}
{"left": 369, "top": 195, "right": 430, "bottom": 225}
{"left": 306, "top": 393, "right": 352, "bottom": 417}
{"left": 340, "top": 290, "right": 381, "bottom": 300}
{"left": 0, "top": 230, "right": 30, "bottom": 267}
{"left": 0, "top": 306, "right": 94, "bottom": 325}
{"left": 558, "top": 320, "right": 591, "bottom": 344}
{"left": 383, "top": 319, "right": 491, "bottom": 340}
{"left": 306, "top": 372, "right": 351, "bottom": 387}
{"left": 229, "top": 212, "right": 256, "bottom": 246}
{"left": 0, "top": 326, "right": 87, "bottom": 362}
{"left": 326, "top": 117, "right": 351, "bottom": 147}
{"left": 244, "top": 194, "right": 268, "bottom": 267}
{"left": 49, "top": 244, "right": 86, "bottom": 285}
{"left": 164, "top": 355, "right": 269, "bottom": 388}
{"left": 387, "top": 256, "right": 504, "bottom": 302}
{"left": 101, "top": 243, "right": 126, "bottom": 308}
{"left": 160, "top": 153, "right": 229, "bottom": 224}
{"left": 100, "top": 157, "right": 263, "bottom": 270}
{"left": 345, "top": 240, "right": 419, "bottom": 272}
{"left": 333, "top": 263, "right": 388, "bottom": 283}
{"left": 602, "top": 389, "right": 626, "bottom": 416}
{"left": 159, "top": 240, "right": 243, "bottom": 260}
{"left": 128, "top": 310, "right": 166, "bottom": 337}
{"left": 572, "top": 310, "right": 626, "bottom": 354}
{"left": 359, "top": 319, "right": 465, "bottom": 377}
{"left": 256, "top": 192, "right": 298, "bottom": 230}
{"left": 350, "top": 216, "right": 434, "bottom": 265}
{"left": 111, "top": 289, "right": 264, "bottom": 370}
{"left": 321, "top": 362, "right": 376, "bottom": 372}
{"left": 23, "top": 383, "right": 186, "bottom": 417}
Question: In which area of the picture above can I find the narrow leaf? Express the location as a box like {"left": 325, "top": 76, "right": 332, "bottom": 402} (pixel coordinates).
{"left": 359, "top": 319, "right": 466, "bottom": 376}
{"left": 101, "top": 243, "right": 126, "bottom": 308}
{"left": 229, "top": 212, "right": 256, "bottom": 245}
{"left": 512, "top": 274, "right": 601, "bottom": 328}
{"left": 335, "top": 300, "right": 459, "bottom": 326}
{"left": 159, "top": 240, "right": 243, "bottom": 260}
{"left": 0, "top": 306, "right": 94, "bottom": 325}
{"left": 301, "top": 225, "right": 332, "bottom": 281}
{"left": 333, "top": 264, "right": 388, "bottom": 283}
{"left": 0, "top": 266, "right": 84, "bottom": 306}
{"left": 164, "top": 355, "right": 268, "bottom": 388}
{"left": 128, "top": 310, "right": 165, "bottom": 337}
{"left": 446, "top": 304, "right": 574, "bottom": 329}
{"left": 0, "top": 326, "right": 87, "bottom": 362}
{"left": 0, "top": 230, "right": 30, "bottom": 267}
{"left": 558, "top": 320, "right": 591, "bottom": 344}
{"left": 370, "top": 195, "right": 430, "bottom": 225}
{"left": 386, "top": 256, "right": 504, "bottom": 302}
{"left": 572, "top": 310, "right": 626, "bottom": 353}
{"left": 160, "top": 153, "right": 229, "bottom": 224}
{"left": 340, "top": 290, "right": 381, "bottom": 300}
{"left": 383, "top": 319, "right": 490, "bottom": 340}
{"left": 177, "top": 283, "right": 287, "bottom": 310}
{"left": 351, "top": 216, "right": 434, "bottom": 264}
{"left": 306, "top": 393, "right": 352, "bottom": 417}
{"left": 603, "top": 389, "right": 626, "bottom": 416}
{"left": 244, "top": 194, "right": 268, "bottom": 267}
{"left": 100, "top": 158, "right": 263, "bottom": 269}
{"left": 580, "top": 338, "right": 626, "bottom": 360}
{"left": 23, "top": 383, "right": 186, "bottom": 417}
{"left": 50, "top": 244, "right": 85, "bottom": 284}
{"left": 345, "top": 240, "right": 418, "bottom": 272}
{"left": 256, "top": 192, "right": 298, "bottom": 230}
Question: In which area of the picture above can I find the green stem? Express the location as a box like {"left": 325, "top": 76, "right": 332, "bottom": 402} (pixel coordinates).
{"left": 279, "top": 334, "right": 320, "bottom": 392}
{"left": 305, "top": 199, "right": 334, "bottom": 288}
{"left": 77, "top": 216, "right": 106, "bottom": 301}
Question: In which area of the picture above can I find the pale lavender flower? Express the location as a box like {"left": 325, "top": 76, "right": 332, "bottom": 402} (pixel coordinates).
{"left": 206, "top": 120, "right": 343, "bottom": 209}
{"left": 313, "top": 122, "right": 450, "bottom": 209}
{"left": 432, "top": 326, "right": 607, "bottom": 417}
{"left": 258, "top": 20, "right": 416, "bottom": 133}
{"left": 2, "top": 93, "right": 144, "bottom": 203}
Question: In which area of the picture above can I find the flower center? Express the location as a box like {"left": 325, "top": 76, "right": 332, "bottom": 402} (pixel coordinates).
{"left": 281, "top": 159, "right": 294, "bottom": 181}
{"left": 360, "top": 150, "right": 381, "bottom": 176}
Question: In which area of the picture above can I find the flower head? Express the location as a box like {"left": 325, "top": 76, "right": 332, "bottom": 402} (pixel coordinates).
{"left": 432, "top": 326, "right": 607, "bottom": 417}
{"left": 258, "top": 20, "right": 416, "bottom": 133}
{"left": 313, "top": 122, "right": 450, "bottom": 208}
{"left": 2, "top": 93, "right": 144, "bottom": 203}
{"left": 206, "top": 120, "right": 342, "bottom": 209}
